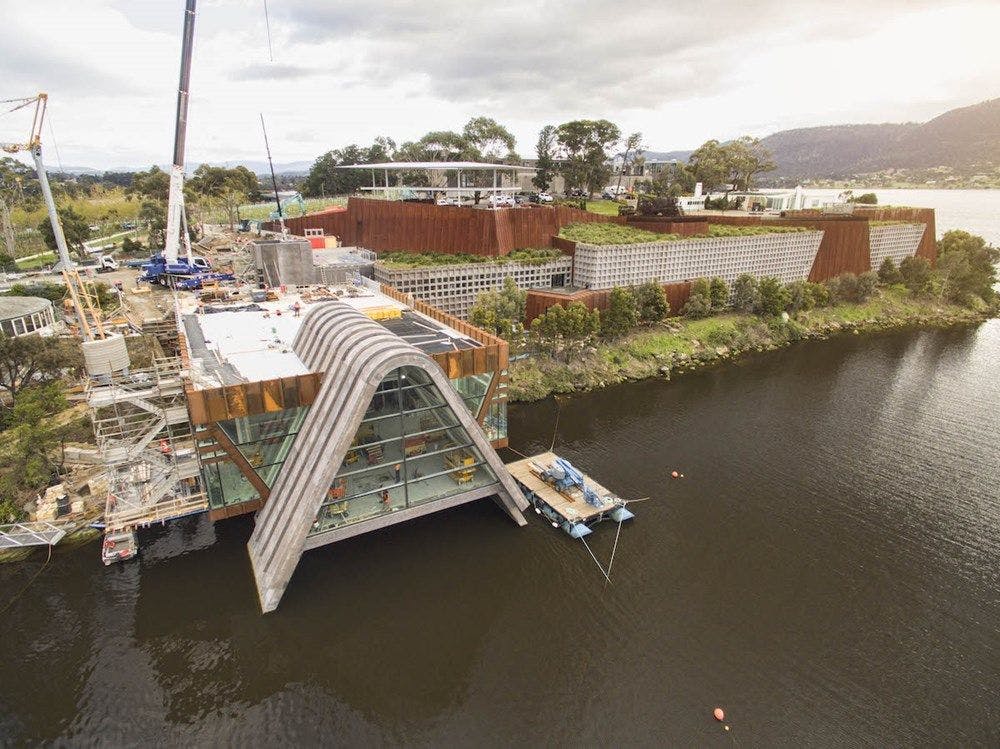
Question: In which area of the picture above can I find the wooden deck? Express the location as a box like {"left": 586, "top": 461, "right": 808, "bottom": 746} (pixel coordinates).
{"left": 505, "top": 451, "right": 620, "bottom": 524}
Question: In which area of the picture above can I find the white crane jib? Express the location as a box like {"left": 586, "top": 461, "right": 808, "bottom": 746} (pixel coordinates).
{"left": 164, "top": 0, "right": 197, "bottom": 265}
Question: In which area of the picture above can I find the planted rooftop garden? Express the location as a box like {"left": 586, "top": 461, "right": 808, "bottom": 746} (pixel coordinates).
{"left": 378, "top": 248, "right": 567, "bottom": 269}
{"left": 558, "top": 222, "right": 810, "bottom": 245}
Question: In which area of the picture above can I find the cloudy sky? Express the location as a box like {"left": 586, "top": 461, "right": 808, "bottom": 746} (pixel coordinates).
{"left": 2, "top": 0, "right": 999, "bottom": 170}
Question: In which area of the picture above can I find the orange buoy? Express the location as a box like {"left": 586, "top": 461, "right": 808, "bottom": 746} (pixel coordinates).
{"left": 671, "top": 470, "right": 679, "bottom": 478}
{"left": 713, "top": 707, "right": 725, "bottom": 722}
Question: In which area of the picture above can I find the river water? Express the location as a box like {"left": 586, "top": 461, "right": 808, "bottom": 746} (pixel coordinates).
{"left": 1, "top": 318, "right": 997, "bottom": 746}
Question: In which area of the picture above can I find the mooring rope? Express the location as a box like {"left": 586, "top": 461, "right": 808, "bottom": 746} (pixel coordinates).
{"left": 580, "top": 535, "right": 611, "bottom": 584}
{"left": 0, "top": 543, "right": 53, "bottom": 616}
{"left": 605, "top": 516, "right": 624, "bottom": 582}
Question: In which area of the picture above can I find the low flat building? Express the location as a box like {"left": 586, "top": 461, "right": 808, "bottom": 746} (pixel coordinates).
{"left": 177, "top": 279, "right": 526, "bottom": 612}
{"left": 0, "top": 296, "right": 57, "bottom": 337}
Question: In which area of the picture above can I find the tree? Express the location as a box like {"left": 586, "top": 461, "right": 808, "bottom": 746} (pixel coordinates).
{"left": 139, "top": 200, "right": 166, "bottom": 248}
{"left": 555, "top": 119, "right": 621, "bottom": 196}
{"left": 725, "top": 136, "right": 776, "bottom": 192}
{"left": 900, "top": 256, "right": 932, "bottom": 295}
{"left": 530, "top": 302, "right": 600, "bottom": 361}
{"left": 682, "top": 278, "right": 714, "bottom": 318}
{"left": 0, "top": 334, "right": 80, "bottom": 401}
{"left": 38, "top": 205, "right": 90, "bottom": 260}
{"left": 187, "top": 164, "right": 261, "bottom": 228}
{"left": 533, "top": 125, "right": 558, "bottom": 191}
{"left": 755, "top": 277, "right": 790, "bottom": 316}
{"left": 709, "top": 277, "right": 729, "bottom": 311}
{"left": 936, "top": 230, "right": 999, "bottom": 305}
{"left": 614, "top": 132, "right": 644, "bottom": 195}
{"left": 877, "top": 257, "right": 902, "bottom": 285}
{"left": 468, "top": 277, "right": 527, "bottom": 338}
{"left": 731, "top": 273, "right": 758, "bottom": 313}
{"left": 848, "top": 192, "right": 878, "bottom": 204}
{"left": 301, "top": 138, "right": 398, "bottom": 197}
{"left": 463, "top": 117, "right": 518, "bottom": 162}
{"left": 128, "top": 166, "right": 170, "bottom": 201}
{"left": 646, "top": 162, "right": 695, "bottom": 198}
{"left": 601, "top": 287, "right": 638, "bottom": 338}
{"left": 0, "top": 383, "right": 71, "bottom": 501}
{"left": 687, "top": 140, "right": 730, "bottom": 193}
{"left": 634, "top": 281, "right": 670, "bottom": 322}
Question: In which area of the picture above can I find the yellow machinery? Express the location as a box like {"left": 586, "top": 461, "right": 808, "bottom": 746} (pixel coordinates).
{"left": 444, "top": 450, "right": 476, "bottom": 484}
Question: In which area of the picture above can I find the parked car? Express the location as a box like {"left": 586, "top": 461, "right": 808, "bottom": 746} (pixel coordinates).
{"left": 537, "top": 192, "right": 554, "bottom": 203}
{"left": 488, "top": 194, "right": 514, "bottom": 207}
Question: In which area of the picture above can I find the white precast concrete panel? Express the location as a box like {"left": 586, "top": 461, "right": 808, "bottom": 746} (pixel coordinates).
{"left": 868, "top": 224, "right": 926, "bottom": 270}
{"left": 572, "top": 232, "right": 824, "bottom": 289}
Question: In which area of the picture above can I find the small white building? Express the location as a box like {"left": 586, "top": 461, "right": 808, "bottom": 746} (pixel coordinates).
{"left": 0, "top": 296, "right": 57, "bottom": 337}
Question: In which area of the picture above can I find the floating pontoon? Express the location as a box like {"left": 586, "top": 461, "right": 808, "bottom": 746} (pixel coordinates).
{"left": 506, "top": 451, "right": 634, "bottom": 538}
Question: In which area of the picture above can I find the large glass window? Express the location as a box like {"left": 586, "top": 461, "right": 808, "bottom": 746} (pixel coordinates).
{"left": 452, "top": 372, "right": 492, "bottom": 417}
{"left": 310, "top": 366, "right": 499, "bottom": 536}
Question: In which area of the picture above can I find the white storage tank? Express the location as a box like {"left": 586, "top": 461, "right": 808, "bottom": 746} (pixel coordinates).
{"left": 82, "top": 332, "right": 131, "bottom": 377}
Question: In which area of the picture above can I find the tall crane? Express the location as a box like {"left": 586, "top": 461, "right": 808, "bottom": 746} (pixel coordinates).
{"left": 164, "top": 0, "right": 196, "bottom": 264}
{"left": 1, "top": 93, "right": 106, "bottom": 340}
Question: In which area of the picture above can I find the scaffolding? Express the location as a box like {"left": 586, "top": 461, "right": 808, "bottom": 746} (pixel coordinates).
{"left": 86, "top": 355, "right": 207, "bottom": 541}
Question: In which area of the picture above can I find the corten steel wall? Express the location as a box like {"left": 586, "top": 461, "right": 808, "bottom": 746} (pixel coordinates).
{"left": 264, "top": 198, "right": 620, "bottom": 257}
{"left": 624, "top": 216, "right": 710, "bottom": 236}
{"left": 855, "top": 207, "right": 937, "bottom": 265}
{"left": 708, "top": 215, "right": 872, "bottom": 281}
{"left": 524, "top": 282, "right": 691, "bottom": 323}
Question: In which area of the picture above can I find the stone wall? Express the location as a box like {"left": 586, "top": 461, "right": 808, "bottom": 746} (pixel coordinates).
{"left": 868, "top": 223, "right": 926, "bottom": 270}
{"left": 571, "top": 231, "right": 824, "bottom": 290}
{"left": 373, "top": 258, "right": 574, "bottom": 319}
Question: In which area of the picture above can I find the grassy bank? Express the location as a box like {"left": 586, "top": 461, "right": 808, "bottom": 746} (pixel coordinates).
{"left": 509, "top": 286, "right": 994, "bottom": 402}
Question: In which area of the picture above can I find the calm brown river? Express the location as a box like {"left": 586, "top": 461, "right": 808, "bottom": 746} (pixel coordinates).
{"left": 2, "top": 321, "right": 998, "bottom": 746}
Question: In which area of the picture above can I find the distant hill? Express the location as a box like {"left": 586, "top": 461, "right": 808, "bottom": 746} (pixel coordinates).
{"left": 55, "top": 159, "right": 313, "bottom": 177}
{"left": 759, "top": 98, "right": 1000, "bottom": 180}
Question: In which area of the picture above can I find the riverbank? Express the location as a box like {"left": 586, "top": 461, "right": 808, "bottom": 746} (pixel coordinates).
{"left": 509, "top": 287, "right": 996, "bottom": 402}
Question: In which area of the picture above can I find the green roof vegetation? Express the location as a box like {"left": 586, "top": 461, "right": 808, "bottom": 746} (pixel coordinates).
{"left": 558, "top": 221, "right": 811, "bottom": 246}
{"left": 558, "top": 223, "right": 672, "bottom": 245}
{"left": 378, "top": 248, "right": 567, "bottom": 269}
{"left": 704, "top": 224, "right": 810, "bottom": 237}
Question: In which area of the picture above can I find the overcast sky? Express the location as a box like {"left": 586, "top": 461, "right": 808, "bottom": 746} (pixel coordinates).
{"left": 2, "top": 0, "right": 999, "bottom": 170}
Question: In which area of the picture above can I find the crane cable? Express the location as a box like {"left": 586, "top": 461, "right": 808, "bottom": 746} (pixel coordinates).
{"left": 263, "top": 0, "right": 275, "bottom": 62}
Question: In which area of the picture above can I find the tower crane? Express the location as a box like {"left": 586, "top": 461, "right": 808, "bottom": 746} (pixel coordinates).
{"left": 1, "top": 93, "right": 107, "bottom": 340}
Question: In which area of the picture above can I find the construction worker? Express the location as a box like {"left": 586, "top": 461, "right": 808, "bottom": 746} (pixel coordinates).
{"left": 159, "top": 438, "right": 173, "bottom": 464}
{"left": 394, "top": 463, "right": 401, "bottom": 482}
{"left": 380, "top": 489, "right": 391, "bottom": 509}
{"left": 292, "top": 301, "right": 302, "bottom": 317}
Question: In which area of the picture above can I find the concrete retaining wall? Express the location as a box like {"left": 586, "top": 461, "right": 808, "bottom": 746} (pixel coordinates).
{"left": 572, "top": 231, "right": 824, "bottom": 290}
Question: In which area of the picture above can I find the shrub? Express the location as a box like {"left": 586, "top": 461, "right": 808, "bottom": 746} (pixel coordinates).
{"left": 634, "top": 281, "right": 670, "bottom": 323}
{"left": 856, "top": 271, "right": 878, "bottom": 302}
{"left": 755, "top": 277, "right": 791, "bottom": 316}
{"left": 731, "top": 273, "right": 758, "bottom": 313}
{"left": 807, "top": 282, "right": 830, "bottom": 307}
{"left": 468, "top": 277, "right": 527, "bottom": 338}
{"left": 601, "top": 287, "right": 639, "bottom": 338}
{"left": 848, "top": 192, "right": 878, "bottom": 204}
{"left": 122, "top": 236, "right": 145, "bottom": 255}
{"left": 558, "top": 222, "right": 669, "bottom": 245}
{"left": 900, "top": 256, "right": 932, "bottom": 294}
{"left": 786, "top": 280, "right": 815, "bottom": 313}
{"left": 709, "top": 277, "right": 729, "bottom": 311}
{"left": 833, "top": 273, "right": 859, "bottom": 303}
{"left": 877, "top": 257, "right": 902, "bottom": 285}
{"left": 683, "top": 278, "right": 713, "bottom": 319}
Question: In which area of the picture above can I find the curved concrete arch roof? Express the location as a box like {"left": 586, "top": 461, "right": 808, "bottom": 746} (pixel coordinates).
{"left": 248, "top": 301, "right": 527, "bottom": 612}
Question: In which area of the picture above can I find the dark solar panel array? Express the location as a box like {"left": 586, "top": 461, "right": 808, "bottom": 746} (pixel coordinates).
{"left": 378, "top": 311, "right": 480, "bottom": 354}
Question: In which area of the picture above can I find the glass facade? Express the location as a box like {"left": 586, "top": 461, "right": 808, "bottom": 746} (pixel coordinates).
{"left": 198, "top": 366, "right": 503, "bottom": 523}
{"left": 312, "top": 366, "right": 497, "bottom": 535}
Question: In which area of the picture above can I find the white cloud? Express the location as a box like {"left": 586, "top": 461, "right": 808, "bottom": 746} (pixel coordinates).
{"left": 0, "top": 0, "right": 997, "bottom": 168}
